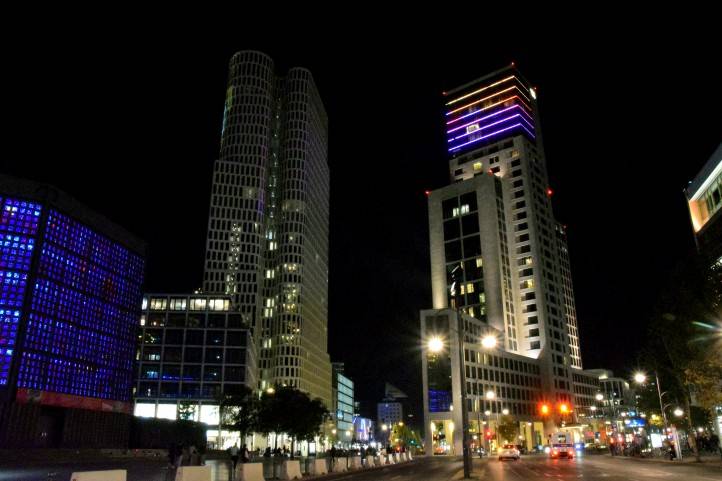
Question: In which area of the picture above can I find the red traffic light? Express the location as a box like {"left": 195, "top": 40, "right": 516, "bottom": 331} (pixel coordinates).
{"left": 539, "top": 404, "right": 550, "bottom": 415}
{"left": 559, "top": 403, "right": 569, "bottom": 414}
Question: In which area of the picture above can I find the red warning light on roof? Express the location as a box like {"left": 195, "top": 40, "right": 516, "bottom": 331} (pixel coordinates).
{"left": 425, "top": 190, "right": 431, "bottom": 197}
{"left": 546, "top": 187, "right": 554, "bottom": 197}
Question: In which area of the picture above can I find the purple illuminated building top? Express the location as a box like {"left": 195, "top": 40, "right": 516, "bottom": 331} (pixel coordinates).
{"left": 444, "top": 66, "right": 537, "bottom": 155}
{"left": 0, "top": 176, "right": 145, "bottom": 410}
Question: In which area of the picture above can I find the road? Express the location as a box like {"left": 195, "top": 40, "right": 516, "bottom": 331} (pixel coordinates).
{"left": 2, "top": 453, "right": 721, "bottom": 481}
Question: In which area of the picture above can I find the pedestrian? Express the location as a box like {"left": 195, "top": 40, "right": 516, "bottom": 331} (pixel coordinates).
{"left": 669, "top": 441, "right": 676, "bottom": 460}
{"left": 241, "top": 443, "right": 250, "bottom": 463}
{"left": 263, "top": 447, "right": 272, "bottom": 458}
{"left": 230, "top": 443, "right": 240, "bottom": 470}
{"left": 330, "top": 445, "right": 337, "bottom": 469}
{"left": 166, "top": 443, "right": 181, "bottom": 481}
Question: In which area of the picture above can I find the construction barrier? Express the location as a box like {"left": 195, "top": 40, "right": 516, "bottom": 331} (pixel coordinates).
{"left": 175, "top": 466, "right": 211, "bottom": 481}
{"left": 309, "top": 458, "right": 328, "bottom": 475}
{"left": 236, "top": 462, "right": 265, "bottom": 481}
{"left": 365, "top": 455, "right": 375, "bottom": 467}
{"left": 394, "top": 452, "right": 402, "bottom": 463}
{"left": 70, "top": 470, "right": 126, "bottom": 481}
{"left": 332, "top": 457, "right": 347, "bottom": 472}
{"left": 279, "top": 460, "right": 302, "bottom": 480}
{"left": 349, "top": 456, "right": 362, "bottom": 469}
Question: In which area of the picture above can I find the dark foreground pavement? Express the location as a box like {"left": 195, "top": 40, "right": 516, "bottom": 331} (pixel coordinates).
{"left": 2, "top": 452, "right": 721, "bottom": 481}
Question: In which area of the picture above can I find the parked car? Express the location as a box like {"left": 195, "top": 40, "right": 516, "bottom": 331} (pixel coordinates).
{"left": 498, "top": 444, "right": 521, "bottom": 461}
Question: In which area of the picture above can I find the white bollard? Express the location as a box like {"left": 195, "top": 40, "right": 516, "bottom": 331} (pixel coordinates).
{"left": 377, "top": 454, "right": 386, "bottom": 466}
{"left": 365, "top": 455, "right": 375, "bottom": 467}
{"left": 174, "top": 466, "right": 211, "bottom": 481}
{"left": 333, "top": 457, "right": 348, "bottom": 472}
{"left": 387, "top": 453, "right": 395, "bottom": 464}
{"left": 236, "top": 462, "right": 266, "bottom": 481}
{"left": 349, "top": 456, "right": 362, "bottom": 469}
{"left": 394, "top": 452, "right": 402, "bottom": 463}
{"left": 402, "top": 452, "right": 409, "bottom": 461}
{"left": 309, "top": 458, "right": 328, "bottom": 475}
{"left": 279, "top": 460, "right": 302, "bottom": 480}
{"left": 70, "top": 471, "right": 126, "bottom": 481}
{"left": 408, "top": 451, "right": 413, "bottom": 461}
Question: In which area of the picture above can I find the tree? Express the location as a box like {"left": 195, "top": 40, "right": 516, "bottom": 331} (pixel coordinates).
{"left": 228, "top": 386, "right": 260, "bottom": 444}
{"left": 642, "top": 254, "right": 722, "bottom": 462}
{"left": 256, "top": 385, "right": 329, "bottom": 458}
{"left": 215, "top": 386, "right": 255, "bottom": 449}
{"left": 178, "top": 401, "right": 197, "bottom": 421}
{"left": 497, "top": 415, "right": 519, "bottom": 444}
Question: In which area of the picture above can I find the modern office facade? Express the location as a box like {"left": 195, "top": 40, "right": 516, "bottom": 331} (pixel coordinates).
{"left": 686, "top": 142, "right": 722, "bottom": 263}
{"left": 331, "top": 362, "right": 354, "bottom": 442}
{"left": 202, "top": 50, "right": 331, "bottom": 407}
{"left": 0, "top": 175, "right": 146, "bottom": 447}
{"left": 422, "top": 66, "right": 601, "bottom": 455}
{"left": 133, "top": 293, "right": 256, "bottom": 448}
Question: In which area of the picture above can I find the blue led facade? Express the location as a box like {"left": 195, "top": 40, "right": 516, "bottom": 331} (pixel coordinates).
{"left": 0, "top": 188, "right": 145, "bottom": 407}
{"left": 0, "top": 197, "right": 41, "bottom": 386}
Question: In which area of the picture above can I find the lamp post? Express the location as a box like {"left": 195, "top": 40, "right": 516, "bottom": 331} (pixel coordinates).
{"left": 426, "top": 311, "right": 471, "bottom": 478}
{"left": 633, "top": 372, "right": 669, "bottom": 440}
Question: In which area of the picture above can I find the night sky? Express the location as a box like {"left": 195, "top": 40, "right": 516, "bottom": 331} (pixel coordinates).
{"left": 3, "top": 26, "right": 721, "bottom": 423}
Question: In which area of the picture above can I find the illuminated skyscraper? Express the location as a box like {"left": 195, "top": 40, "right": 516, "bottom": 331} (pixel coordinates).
{"left": 202, "top": 51, "right": 331, "bottom": 406}
{"left": 0, "top": 175, "right": 145, "bottom": 447}
{"left": 422, "top": 66, "right": 600, "bottom": 455}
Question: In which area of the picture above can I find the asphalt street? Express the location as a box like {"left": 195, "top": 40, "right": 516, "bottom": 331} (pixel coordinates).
{"left": 2, "top": 453, "right": 721, "bottom": 481}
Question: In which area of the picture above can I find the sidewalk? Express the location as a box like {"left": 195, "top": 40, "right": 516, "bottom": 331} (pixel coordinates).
{"left": 606, "top": 452, "right": 722, "bottom": 467}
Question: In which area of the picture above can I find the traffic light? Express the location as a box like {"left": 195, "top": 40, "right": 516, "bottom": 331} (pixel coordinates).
{"left": 485, "top": 430, "right": 493, "bottom": 439}
{"left": 539, "top": 403, "right": 550, "bottom": 415}
{"left": 559, "top": 403, "right": 569, "bottom": 414}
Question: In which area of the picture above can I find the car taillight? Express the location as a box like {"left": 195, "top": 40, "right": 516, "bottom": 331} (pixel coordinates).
{"left": 568, "top": 449, "right": 573, "bottom": 453}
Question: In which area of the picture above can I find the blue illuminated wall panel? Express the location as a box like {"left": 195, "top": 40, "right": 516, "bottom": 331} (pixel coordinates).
{"left": 13, "top": 208, "right": 144, "bottom": 402}
{"left": 0, "top": 197, "right": 42, "bottom": 386}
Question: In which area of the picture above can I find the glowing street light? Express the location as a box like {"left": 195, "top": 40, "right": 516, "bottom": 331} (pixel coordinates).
{"left": 674, "top": 408, "right": 684, "bottom": 417}
{"left": 595, "top": 393, "right": 604, "bottom": 401}
{"left": 266, "top": 387, "right": 276, "bottom": 394}
{"left": 484, "top": 410, "right": 491, "bottom": 416}
{"left": 633, "top": 372, "right": 647, "bottom": 384}
{"left": 590, "top": 406, "right": 597, "bottom": 412}
{"left": 485, "top": 390, "right": 496, "bottom": 400}
{"left": 381, "top": 424, "right": 388, "bottom": 431}
{"left": 398, "top": 421, "right": 404, "bottom": 427}
{"left": 502, "top": 408, "right": 509, "bottom": 416}
{"left": 427, "top": 336, "right": 444, "bottom": 353}
{"left": 481, "top": 335, "right": 497, "bottom": 349}
{"left": 332, "top": 429, "right": 337, "bottom": 434}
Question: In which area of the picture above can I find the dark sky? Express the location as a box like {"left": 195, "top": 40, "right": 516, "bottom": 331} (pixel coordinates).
{"left": 2, "top": 24, "right": 721, "bottom": 423}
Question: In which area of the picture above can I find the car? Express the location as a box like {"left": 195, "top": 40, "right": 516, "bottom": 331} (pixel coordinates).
{"left": 549, "top": 444, "right": 575, "bottom": 459}
{"left": 498, "top": 444, "right": 520, "bottom": 461}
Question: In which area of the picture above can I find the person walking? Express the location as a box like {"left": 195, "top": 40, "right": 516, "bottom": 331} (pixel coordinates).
{"left": 230, "top": 443, "right": 240, "bottom": 470}
{"left": 241, "top": 444, "right": 250, "bottom": 463}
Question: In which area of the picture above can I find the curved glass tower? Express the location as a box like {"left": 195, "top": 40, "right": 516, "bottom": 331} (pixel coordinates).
{"left": 203, "top": 51, "right": 331, "bottom": 406}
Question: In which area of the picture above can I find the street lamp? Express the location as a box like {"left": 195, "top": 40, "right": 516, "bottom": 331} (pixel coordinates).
{"left": 424, "top": 307, "right": 471, "bottom": 478}
{"left": 674, "top": 408, "right": 684, "bottom": 417}
{"left": 481, "top": 335, "right": 497, "bottom": 349}
{"left": 428, "top": 336, "right": 444, "bottom": 353}
{"left": 633, "top": 371, "right": 670, "bottom": 438}
{"left": 502, "top": 408, "right": 509, "bottom": 416}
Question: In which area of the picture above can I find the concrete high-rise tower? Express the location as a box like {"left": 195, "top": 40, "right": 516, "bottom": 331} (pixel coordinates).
{"left": 203, "top": 51, "right": 331, "bottom": 406}
{"left": 422, "top": 66, "right": 602, "bottom": 455}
